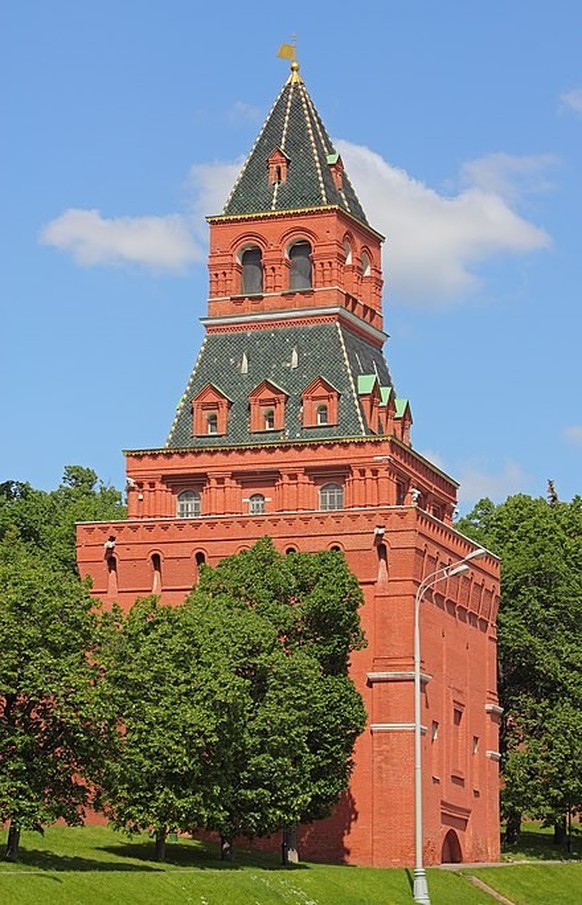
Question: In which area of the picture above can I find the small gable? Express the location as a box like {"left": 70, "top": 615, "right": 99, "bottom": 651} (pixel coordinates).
{"left": 192, "top": 384, "right": 232, "bottom": 437}
{"left": 357, "top": 374, "right": 382, "bottom": 434}
{"left": 378, "top": 385, "right": 395, "bottom": 435}
{"left": 249, "top": 380, "right": 288, "bottom": 432}
{"left": 394, "top": 397, "right": 413, "bottom": 445}
{"left": 326, "top": 152, "right": 344, "bottom": 191}
{"left": 302, "top": 376, "right": 340, "bottom": 427}
{"left": 267, "top": 147, "right": 290, "bottom": 186}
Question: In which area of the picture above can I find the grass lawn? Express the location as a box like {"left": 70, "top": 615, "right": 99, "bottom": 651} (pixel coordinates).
{"left": 501, "top": 820, "right": 582, "bottom": 862}
{"left": 0, "top": 825, "right": 494, "bottom": 905}
{"left": 469, "top": 863, "right": 582, "bottom": 905}
{"left": 1, "top": 823, "right": 581, "bottom": 904}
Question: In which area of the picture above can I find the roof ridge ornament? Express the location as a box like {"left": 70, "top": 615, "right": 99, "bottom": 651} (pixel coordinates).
{"left": 277, "top": 37, "right": 303, "bottom": 84}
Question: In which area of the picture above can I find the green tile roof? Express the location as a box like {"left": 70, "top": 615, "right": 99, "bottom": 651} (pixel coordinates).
{"left": 380, "top": 385, "right": 393, "bottom": 407}
{"left": 219, "top": 75, "right": 368, "bottom": 224}
{"left": 166, "top": 323, "right": 394, "bottom": 449}
{"left": 357, "top": 374, "right": 377, "bottom": 395}
{"left": 395, "top": 398, "right": 411, "bottom": 419}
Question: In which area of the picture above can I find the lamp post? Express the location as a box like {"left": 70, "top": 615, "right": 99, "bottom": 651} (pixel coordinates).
{"left": 412, "top": 547, "right": 486, "bottom": 905}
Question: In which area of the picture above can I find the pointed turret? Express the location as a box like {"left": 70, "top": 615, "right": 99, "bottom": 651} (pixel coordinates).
{"left": 166, "top": 62, "right": 398, "bottom": 451}
{"left": 221, "top": 61, "right": 368, "bottom": 225}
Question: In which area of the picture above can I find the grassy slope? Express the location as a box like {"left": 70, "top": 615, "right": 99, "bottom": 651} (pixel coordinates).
{"left": 0, "top": 826, "right": 493, "bottom": 905}
{"left": 1, "top": 823, "right": 581, "bottom": 904}
{"left": 469, "top": 863, "right": 582, "bottom": 905}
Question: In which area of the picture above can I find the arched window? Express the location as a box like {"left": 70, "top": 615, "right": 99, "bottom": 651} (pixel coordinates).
{"left": 241, "top": 247, "right": 263, "bottom": 294}
{"left": 289, "top": 241, "right": 312, "bottom": 290}
{"left": 361, "top": 251, "right": 371, "bottom": 277}
{"left": 151, "top": 553, "right": 162, "bottom": 594}
{"left": 207, "top": 412, "right": 218, "bottom": 434}
{"left": 177, "top": 490, "right": 201, "bottom": 518}
{"left": 249, "top": 493, "right": 265, "bottom": 515}
{"left": 264, "top": 408, "right": 275, "bottom": 430}
{"left": 317, "top": 404, "right": 329, "bottom": 425}
{"left": 319, "top": 483, "right": 344, "bottom": 511}
{"left": 343, "top": 240, "right": 352, "bottom": 265}
{"left": 285, "top": 546, "right": 297, "bottom": 555}
{"left": 195, "top": 551, "right": 206, "bottom": 567}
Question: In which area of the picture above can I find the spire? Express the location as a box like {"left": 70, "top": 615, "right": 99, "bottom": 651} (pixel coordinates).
{"left": 220, "top": 69, "right": 368, "bottom": 224}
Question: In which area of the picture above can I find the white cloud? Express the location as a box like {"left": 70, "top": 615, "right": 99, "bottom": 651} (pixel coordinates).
{"left": 226, "top": 101, "right": 262, "bottom": 125}
{"left": 457, "top": 461, "right": 528, "bottom": 504}
{"left": 40, "top": 209, "right": 203, "bottom": 270}
{"left": 336, "top": 140, "right": 551, "bottom": 304}
{"left": 564, "top": 425, "right": 582, "bottom": 447}
{"left": 418, "top": 448, "right": 446, "bottom": 471}
{"left": 41, "top": 142, "right": 551, "bottom": 295}
{"left": 460, "top": 152, "right": 556, "bottom": 204}
{"left": 187, "top": 159, "right": 243, "bottom": 227}
{"left": 559, "top": 88, "right": 582, "bottom": 115}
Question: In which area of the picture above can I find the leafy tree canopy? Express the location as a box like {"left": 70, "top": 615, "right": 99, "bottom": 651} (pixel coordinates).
{"left": 456, "top": 493, "right": 582, "bottom": 837}
{"left": 101, "top": 539, "right": 367, "bottom": 860}
{"left": 0, "top": 535, "right": 111, "bottom": 860}
{"left": 0, "top": 466, "right": 125, "bottom": 576}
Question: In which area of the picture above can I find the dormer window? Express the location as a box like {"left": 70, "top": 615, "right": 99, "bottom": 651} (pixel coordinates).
{"left": 289, "top": 241, "right": 312, "bottom": 290}
{"left": 249, "top": 379, "right": 288, "bottom": 433}
{"left": 241, "top": 246, "right": 263, "bottom": 295}
{"left": 267, "top": 148, "right": 290, "bottom": 185}
{"left": 191, "top": 384, "right": 231, "bottom": 437}
{"left": 301, "top": 376, "right": 339, "bottom": 428}
{"left": 327, "top": 152, "right": 344, "bottom": 191}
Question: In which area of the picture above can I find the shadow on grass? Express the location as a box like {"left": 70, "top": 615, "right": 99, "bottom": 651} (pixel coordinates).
{"left": 98, "top": 840, "right": 310, "bottom": 872}
{"left": 404, "top": 867, "right": 413, "bottom": 892}
{"left": 7, "top": 847, "right": 162, "bottom": 873}
{"left": 502, "top": 830, "right": 582, "bottom": 862}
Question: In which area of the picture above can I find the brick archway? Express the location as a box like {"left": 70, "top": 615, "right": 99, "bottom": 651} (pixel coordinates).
{"left": 441, "top": 828, "right": 463, "bottom": 864}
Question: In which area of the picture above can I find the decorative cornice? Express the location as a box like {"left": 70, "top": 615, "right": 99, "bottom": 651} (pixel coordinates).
{"left": 207, "top": 205, "right": 385, "bottom": 241}
{"left": 125, "top": 434, "right": 397, "bottom": 458}
{"left": 201, "top": 304, "right": 388, "bottom": 345}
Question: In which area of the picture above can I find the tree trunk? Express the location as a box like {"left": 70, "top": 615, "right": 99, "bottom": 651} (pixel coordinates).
{"left": 5, "top": 822, "right": 20, "bottom": 863}
{"left": 220, "top": 835, "right": 234, "bottom": 861}
{"left": 553, "top": 815, "right": 567, "bottom": 847}
{"left": 504, "top": 810, "right": 521, "bottom": 845}
{"left": 154, "top": 826, "right": 167, "bottom": 862}
{"left": 281, "top": 825, "right": 299, "bottom": 865}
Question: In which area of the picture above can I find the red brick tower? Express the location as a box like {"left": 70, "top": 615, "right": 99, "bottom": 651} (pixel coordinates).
{"left": 77, "top": 59, "right": 501, "bottom": 867}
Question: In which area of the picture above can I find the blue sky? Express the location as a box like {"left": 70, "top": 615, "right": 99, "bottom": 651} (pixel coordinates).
{"left": 3, "top": 1, "right": 581, "bottom": 509}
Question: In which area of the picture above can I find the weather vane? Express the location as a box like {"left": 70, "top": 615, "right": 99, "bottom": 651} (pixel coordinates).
{"left": 277, "top": 34, "right": 302, "bottom": 83}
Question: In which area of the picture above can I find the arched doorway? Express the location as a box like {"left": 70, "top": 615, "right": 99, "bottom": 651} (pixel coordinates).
{"left": 441, "top": 829, "right": 463, "bottom": 863}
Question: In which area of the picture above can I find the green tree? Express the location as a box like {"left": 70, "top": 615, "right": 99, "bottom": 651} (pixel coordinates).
{"left": 0, "top": 535, "right": 110, "bottom": 861}
{"left": 98, "top": 595, "right": 260, "bottom": 861}
{"left": 456, "top": 494, "right": 582, "bottom": 844}
{"left": 0, "top": 466, "right": 125, "bottom": 576}
{"left": 100, "top": 539, "right": 366, "bottom": 863}
{"left": 190, "top": 539, "right": 366, "bottom": 860}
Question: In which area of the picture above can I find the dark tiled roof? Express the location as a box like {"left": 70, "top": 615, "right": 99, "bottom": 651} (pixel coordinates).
{"left": 166, "top": 323, "right": 393, "bottom": 449}
{"left": 220, "top": 74, "right": 368, "bottom": 225}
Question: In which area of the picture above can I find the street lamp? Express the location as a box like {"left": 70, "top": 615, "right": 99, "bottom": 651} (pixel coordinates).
{"left": 412, "top": 547, "right": 487, "bottom": 905}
